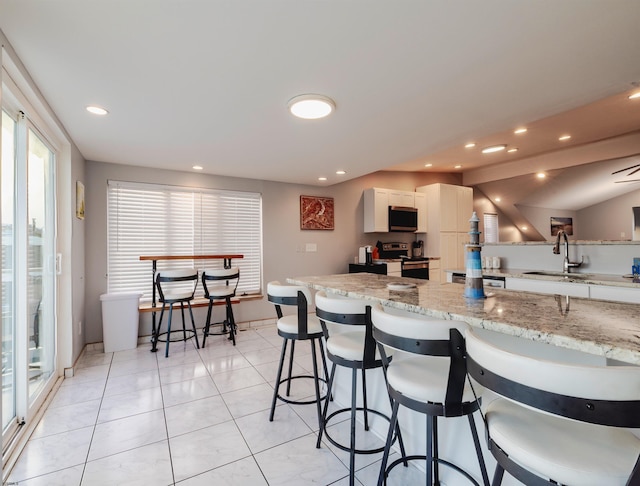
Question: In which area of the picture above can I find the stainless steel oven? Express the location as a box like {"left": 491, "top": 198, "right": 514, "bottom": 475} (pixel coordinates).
{"left": 402, "top": 259, "right": 429, "bottom": 280}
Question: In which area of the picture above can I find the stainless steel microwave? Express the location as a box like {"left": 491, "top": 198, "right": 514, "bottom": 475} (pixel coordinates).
{"left": 388, "top": 206, "right": 418, "bottom": 232}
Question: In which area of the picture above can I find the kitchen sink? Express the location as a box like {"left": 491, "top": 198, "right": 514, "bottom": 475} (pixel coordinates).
{"left": 523, "top": 271, "right": 592, "bottom": 279}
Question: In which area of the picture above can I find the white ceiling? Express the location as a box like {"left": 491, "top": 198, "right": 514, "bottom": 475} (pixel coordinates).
{"left": 1, "top": 0, "right": 640, "bottom": 193}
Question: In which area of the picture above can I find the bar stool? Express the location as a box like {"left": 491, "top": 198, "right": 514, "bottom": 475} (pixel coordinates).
{"left": 465, "top": 327, "right": 640, "bottom": 486}
{"left": 201, "top": 267, "right": 240, "bottom": 346}
{"left": 267, "top": 281, "right": 329, "bottom": 431}
{"left": 371, "top": 303, "right": 489, "bottom": 486}
{"left": 152, "top": 268, "right": 200, "bottom": 357}
{"left": 315, "top": 291, "right": 404, "bottom": 486}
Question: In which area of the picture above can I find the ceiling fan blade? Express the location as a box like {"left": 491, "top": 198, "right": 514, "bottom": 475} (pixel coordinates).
{"left": 627, "top": 166, "right": 640, "bottom": 176}
{"left": 614, "top": 179, "right": 640, "bottom": 183}
{"left": 611, "top": 163, "right": 640, "bottom": 175}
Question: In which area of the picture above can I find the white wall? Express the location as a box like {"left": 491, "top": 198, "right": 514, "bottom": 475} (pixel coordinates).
{"left": 84, "top": 161, "right": 460, "bottom": 343}
{"left": 578, "top": 188, "right": 640, "bottom": 241}
{"left": 516, "top": 205, "right": 578, "bottom": 241}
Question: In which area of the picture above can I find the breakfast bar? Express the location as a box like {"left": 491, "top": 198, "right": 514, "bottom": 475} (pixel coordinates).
{"left": 288, "top": 273, "right": 640, "bottom": 365}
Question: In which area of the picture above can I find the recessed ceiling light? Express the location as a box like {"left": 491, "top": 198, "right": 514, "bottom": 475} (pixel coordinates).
{"left": 521, "top": 226, "right": 528, "bottom": 231}
{"left": 318, "top": 177, "right": 327, "bottom": 181}
{"left": 481, "top": 144, "right": 507, "bottom": 154}
{"left": 514, "top": 127, "right": 528, "bottom": 134}
{"left": 86, "top": 105, "right": 108, "bottom": 115}
{"left": 454, "top": 165, "right": 462, "bottom": 169}
{"left": 507, "top": 148, "right": 518, "bottom": 153}
{"left": 465, "top": 142, "right": 476, "bottom": 149}
{"left": 558, "top": 134, "right": 571, "bottom": 141}
{"left": 424, "top": 163, "right": 433, "bottom": 168}
{"left": 288, "top": 94, "right": 335, "bottom": 119}
{"left": 628, "top": 92, "right": 640, "bottom": 100}
{"left": 495, "top": 197, "right": 501, "bottom": 202}
{"left": 336, "top": 170, "right": 346, "bottom": 175}
{"left": 192, "top": 165, "right": 203, "bottom": 170}
{"left": 536, "top": 172, "right": 546, "bottom": 179}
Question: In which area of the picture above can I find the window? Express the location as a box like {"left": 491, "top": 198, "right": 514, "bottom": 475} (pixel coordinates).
{"left": 484, "top": 212, "right": 499, "bottom": 243}
{"left": 107, "top": 181, "right": 262, "bottom": 300}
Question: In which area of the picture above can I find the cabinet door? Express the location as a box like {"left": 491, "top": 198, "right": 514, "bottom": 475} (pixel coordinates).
{"left": 414, "top": 192, "right": 427, "bottom": 233}
{"left": 456, "top": 186, "right": 474, "bottom": 231}
{"left": 440, "top": 232, "right": 459, "bottom": 275}
{"left": 389, "top": 190, "right": 414, "bottom": 207}
{"left": 456, "top": 232, "right": 468, "bottom": 269}
{"left": 364, "top": 188, "right": 389, "bottom": 232}
{"left": 440, "top": 184, "right": 458, "bottom": 232}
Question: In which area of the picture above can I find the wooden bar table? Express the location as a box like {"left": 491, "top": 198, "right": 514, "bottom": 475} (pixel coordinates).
{"left": 140, "top": 254, "right": 243, "bottom": 352}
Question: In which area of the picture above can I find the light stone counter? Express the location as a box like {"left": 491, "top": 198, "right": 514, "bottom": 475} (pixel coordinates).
{"left": 446, "top": 268, "right": 640, "bottom": 288}
{"left": 288, "top": 273, "right": 640, "bottom": 365}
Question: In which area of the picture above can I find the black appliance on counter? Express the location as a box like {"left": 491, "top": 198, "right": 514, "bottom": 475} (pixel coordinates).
{"left": 375, "top": 241, "right": 429, "bottom": 280}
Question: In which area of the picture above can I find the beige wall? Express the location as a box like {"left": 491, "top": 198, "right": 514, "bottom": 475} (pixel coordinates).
{"left": 85, "top": 161, "right": 459, "bottom": 343}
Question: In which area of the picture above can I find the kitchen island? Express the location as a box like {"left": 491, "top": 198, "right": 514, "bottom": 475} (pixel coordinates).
{"left": 287, "top": 273, "right": 640, "bottom": 485}
{"left": 288, "top": 273, "right": 640, "bottom": 365}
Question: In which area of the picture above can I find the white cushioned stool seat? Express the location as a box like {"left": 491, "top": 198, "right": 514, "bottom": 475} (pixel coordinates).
{"left": 276, "top": 313, "right": 322, "bottom": 335}
{"left": 486, "top": 398, "right": 640, "bottom": 486}
{"left": 465, "top": 326, "right": 640, "bottom": 486}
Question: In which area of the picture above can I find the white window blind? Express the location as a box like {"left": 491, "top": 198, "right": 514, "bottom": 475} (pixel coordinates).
{"left": 107, "top": 180, "right": 262, "bottom": 301}
{"left": 483, "top": 212, "right": 499, "bottom": 243}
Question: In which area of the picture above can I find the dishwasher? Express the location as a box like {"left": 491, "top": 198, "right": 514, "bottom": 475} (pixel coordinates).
{"left": 451, "top": 272, "right": 506, "bottom": 288}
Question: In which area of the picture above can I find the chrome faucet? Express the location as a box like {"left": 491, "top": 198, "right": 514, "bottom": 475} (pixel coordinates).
{"left": 552, "top": 230, "right": 583, "bottom": 273}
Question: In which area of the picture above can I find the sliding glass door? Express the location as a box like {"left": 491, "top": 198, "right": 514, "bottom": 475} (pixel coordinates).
{"left": 2, "top": 108, "right": 57, "bottom": 449}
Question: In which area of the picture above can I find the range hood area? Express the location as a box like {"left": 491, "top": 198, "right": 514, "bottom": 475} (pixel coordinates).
{"left": 363, "top": 187, "right": 426, "bottom": 233}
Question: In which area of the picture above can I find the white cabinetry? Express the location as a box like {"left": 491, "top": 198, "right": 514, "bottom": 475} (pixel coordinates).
{"left": 506, "top": 278, "right": 590, "bottom": 298}
{"left": 364, "top": 187, "right": 425, "bottom": 233}
{"left": 389, "top": 190, "right": 414, "bottom": 207}
{"left": 364, "top": 188, "right": 390, "bottom": 233}
{"left": 416, "top": 183, "right": 473, "bottom": 281}
{"left": 414, "top": 191, "right": 427, "bottom": 233}
{"left": 586, "top": 285, "right": 640, "bottom": 304}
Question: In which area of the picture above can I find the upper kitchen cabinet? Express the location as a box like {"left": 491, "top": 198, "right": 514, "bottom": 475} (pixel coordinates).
{"left": 364, "top": 187, "right": 426, "bottom": 233}
{"left": 417, "top": 183, "right": 473, "bottom": 279}
{"left": 364, "top": 187, "right": 390, "bottom": 232}
{"left": 388, "top": 190, "right": 414, "bottom": 207}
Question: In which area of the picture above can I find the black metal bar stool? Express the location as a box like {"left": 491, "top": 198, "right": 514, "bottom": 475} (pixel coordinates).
{"left": 371, "top": 303, "right": 489, "bottom": 486}
{"left": 315, "top": 291, "right": 405, "bottom": 486}
{"left": 152, "top": 268, "right": 200, "bottom": 358}
{"left": 202, "top": 267, "right": 240, "bottom": 346}
{"left": 466, "top": 327, "right": 640, "bottom": 486}
{"left": 267, "top": 281, "right": 330, "bottom": 432}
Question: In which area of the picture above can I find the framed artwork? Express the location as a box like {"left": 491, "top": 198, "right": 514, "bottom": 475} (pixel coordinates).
{"left": 300, "top": 195, "right": 334, "bottom": 230}
{"left": 76, "top": 181, "right": 85, "bottom": 220}
{"left": 550, "top": 216, "right": 573, "bottom": 236}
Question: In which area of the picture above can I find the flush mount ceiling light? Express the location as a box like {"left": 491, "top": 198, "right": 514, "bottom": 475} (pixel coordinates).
{"left": 318, "top": 177, "right": 327, "bottom": 181}
{"left": 481, "top": 144, "right": 507, "bottom": 154}
{"left": 465, "top": 142, "right": 476, "bottom": 149}
{"left": 558, "top": 134, "right": 572, "bottom": 141}
{"left": 424, "top": 163, "right": 433, "bottom": 168}
{"left": 507, "top": 147, "right": 518, "bottom": 153}
{"left": 192, "top": 165, "right": 203, "bottom": 170}
{"left": 288, "top": 94, "right": 335, "bottom": 119}
{"left": 86, "top": 105, "right": 108, "bottom": 115}
{"left": 454, "top": 165, "right": 462, "bottom": 169}
{"left": 628, "top": 92, "right": 640, "bottom": 100}
{"left": 336, "top": 170, "right": 346, "bottom": 175}
{"left": 514, "top": 127, "right": 528, "bottom": 134}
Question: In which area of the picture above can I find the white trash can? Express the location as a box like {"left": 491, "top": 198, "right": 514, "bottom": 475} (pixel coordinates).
{"left": 100, "top": 292, "right": 143, "bottom": 353}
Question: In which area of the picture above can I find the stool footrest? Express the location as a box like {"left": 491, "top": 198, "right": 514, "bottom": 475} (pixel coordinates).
{"left": 385, "top": 455, "right": 483, "bottom": 486}
{"left": 322, "top": 407, "right": 395, "bottom": 455}
{"left": 275, "top": 375, "right": 328, "bottom": 405}
{"left": 153, "top": 329, "right": 198, "bottom": 344}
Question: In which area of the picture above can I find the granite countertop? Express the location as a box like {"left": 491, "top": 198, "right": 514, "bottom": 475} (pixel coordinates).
{"left": 446, "top": 268, "right": 640, "bottom": 289}
{"left": 288, "top": 273, "right": 640, "bottom": 365}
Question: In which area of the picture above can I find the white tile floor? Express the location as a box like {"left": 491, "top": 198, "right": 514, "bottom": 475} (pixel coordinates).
{"left": 7, "top": 325, "right": 424, "bottom": 486}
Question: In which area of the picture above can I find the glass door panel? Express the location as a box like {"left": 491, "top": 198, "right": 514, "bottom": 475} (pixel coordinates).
{"left": 1, "top": 111, "right": 16, "bottom": 434}
{"left": 26, "top": 128, "right": 55, "bottom": 402}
